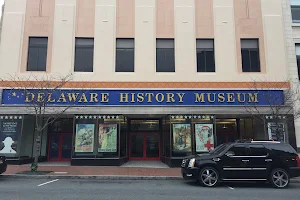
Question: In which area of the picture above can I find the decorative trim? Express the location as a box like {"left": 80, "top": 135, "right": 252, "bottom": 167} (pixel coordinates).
{"left": 75, "top": 115, "right": 120, "bottom": 119}
{"left": 170, "top": 115, "right": 214, "bottom": 119}
{"left": 265, "top": 115, "right": 287, "bottom": 119}
{"left": 0, "top": 115, "right": 23, "bottom": 120}
{"left": 0, "top": 81, "right": 290, "bottom": 89}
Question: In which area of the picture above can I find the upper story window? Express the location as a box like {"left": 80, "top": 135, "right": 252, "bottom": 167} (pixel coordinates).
{"left": 295, "top": 44, "right": 300, "bottom": 80}
{"left": 291, "top": 0, "right": 300, "bottom": 23}
{"left": 74, "top": 38, "right": 94, "bottom": 72}
{"left": 196, "top": 39, "right": 215, "bottom": 72}
{"left": 156, "top": 39, "right": 175, "bottom": 72}
{"left": 27, "top": 37, "right": 48, "bottom": 71}
{"left": 116, "top": 39, "right": 134, "bottom": 72}
{"left": 241, "top": 39, "right": 261, "bottom": 72}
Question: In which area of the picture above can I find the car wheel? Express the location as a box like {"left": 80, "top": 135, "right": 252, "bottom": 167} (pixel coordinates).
{"left": 269, "top": 168, "right": 290, "bottom": 189}
{"left": 199, "top": 167, "right": 219, "bottom": 187}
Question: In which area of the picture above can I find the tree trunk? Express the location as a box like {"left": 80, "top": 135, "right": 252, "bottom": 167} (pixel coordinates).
{"left": 31, "top": 129, "right": 42, "bottom": 172}
{"left": 31, "top": 116, "right": 43, "bottom": 172}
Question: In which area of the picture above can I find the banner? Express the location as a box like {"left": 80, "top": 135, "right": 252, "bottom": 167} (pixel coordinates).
{"left": 0, "top": 120, "right": 21, "bottom": 154}
{"left": 75, "top": 124, "right": 95, "bottom": 153}
{"left": 98, "top": 124, "right": 117, "bottom": 152}
{"left": 195, "top": 124, "right": 214, "bottom": 152}
{"left": 172, "top": 124, "right": 192, "bottom": 152}
{"left": 1, "top": 89, "right": 284, "bottom": 106}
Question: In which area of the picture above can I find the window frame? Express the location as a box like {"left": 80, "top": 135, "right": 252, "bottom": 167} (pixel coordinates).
{"left": 295, "top": 44, "right": 300, "bottom": 80}
{"left": 241, "top": 39, "right": 261, "bottom": 72}
{"left": 74, "top": 37, "right": 94, "bottom": 72}
{"left": 196, "top": 39, "right": 215, "bottom": 72}
{"left": 26, "top": 37, "right": 48, "bottom": 72}
{"left": 156, "top": 39, "right": 175, "bottom": 73}
{"left": 291, "top": 5, "right": 300, "bottom": 23}
{"left": 115, "top": 38, "right": 135, "bottom": 72}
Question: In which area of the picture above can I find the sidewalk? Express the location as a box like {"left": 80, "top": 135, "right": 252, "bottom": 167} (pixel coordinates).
{"left": 2, "top": 165, "right": 300, "bottom": 183}
{"left": 2, "top": 165, "right": 182, "bottom": 180}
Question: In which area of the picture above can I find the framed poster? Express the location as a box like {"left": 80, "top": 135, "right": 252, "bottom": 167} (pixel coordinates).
{"left": 98, "top": 124, "right": 117, "bottom": 152}
{"left": 0, "top": 120, "right": 21, "bottom": 154}
{"left": 172, "top": 124, "right": 192, "bottom": 152}
{"left": 195, "top": 124, "right": 214, "bottom": 152}
{"left": 75, "top": 124, "right": 95, "bottom": 153}
{"left": 267, "top": 122, "right": 286, "bottom": 141}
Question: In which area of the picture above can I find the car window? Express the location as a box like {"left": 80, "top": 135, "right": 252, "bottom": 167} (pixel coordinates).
{"left": 210, "top": 143, "right": 229, "bottom": 154}
{"left": 268, "top": 144, "right": 297, "bottom": 157}
{"left": 249, "top": 144, "right": 268, "bottom": 156}
{"left": 227, "top": 144, "right": 247, "bottom": 156}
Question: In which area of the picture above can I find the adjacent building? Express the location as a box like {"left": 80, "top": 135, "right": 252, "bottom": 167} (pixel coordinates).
{"left": 0, "top": 0, "right": 298, "bottom": 167}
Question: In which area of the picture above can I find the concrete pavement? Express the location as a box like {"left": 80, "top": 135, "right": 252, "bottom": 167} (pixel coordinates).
{"left": 0, "top": 178, "right": 299, "bottom": 200}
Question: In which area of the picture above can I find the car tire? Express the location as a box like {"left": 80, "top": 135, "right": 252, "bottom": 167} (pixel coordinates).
{"left": 198, "top": 167, "right": 219, "bottom": 187}
{"left": 269, "top": 168, "right": 290, "bottom": 189}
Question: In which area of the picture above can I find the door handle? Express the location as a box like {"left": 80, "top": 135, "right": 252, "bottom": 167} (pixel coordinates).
{"left": 242, "top": 160, "right": 249, "bottom": 162}
{"left": 265, "top": 159, "right": 272, "bottom": 162}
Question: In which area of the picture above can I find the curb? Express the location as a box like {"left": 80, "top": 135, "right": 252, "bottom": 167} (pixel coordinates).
{"left": 0, "top": 174, "right": 183, "bottom": 180}
{"left": 1, "top": 174, "right": 300, "bottom": 183}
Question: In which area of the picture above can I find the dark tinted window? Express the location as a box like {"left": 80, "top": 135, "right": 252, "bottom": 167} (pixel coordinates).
{"left": 210, "top": 143, "right": 229, "bottom": 154}
{"left": 156, "top": 39, "right": 175, "bottom": 72}
{"left": 249, "top": 144, "right": 267, "bottom": 156}
{"left": 196, "top": 39, "right": 215, "bottom": 72}
{"left": 268, "top": 144, "right": 297, "bottom": 156}
{"left": 116, "top": 39, "right": 134, "bottom": 72}
{"left": 227, "top": 144, "right": 247, "bottom": 156}
{"left": 291, "top": 6, "right": 300, "bottom": 23}
{"left": 74, "top": 38, "right": 94, "bottom": 72}
{"left": 27, "top": 37, "right": 48, "bottom": 71}
{"left": 241, "top": 39, "right": 260, "bottom": 72}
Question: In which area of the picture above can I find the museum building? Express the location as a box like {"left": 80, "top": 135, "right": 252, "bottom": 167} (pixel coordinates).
{"left": 0, "top": 0, "right": 299, "bottom": 167}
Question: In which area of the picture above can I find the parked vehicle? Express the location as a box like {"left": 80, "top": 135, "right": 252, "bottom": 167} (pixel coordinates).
{"left": 181, "top": 140, "right": 300, "bottom": 188}
{"left": 0, "top": 156, "right": 7, "bottom": 174}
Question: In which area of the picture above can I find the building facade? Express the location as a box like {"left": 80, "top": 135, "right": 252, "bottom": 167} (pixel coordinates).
{"left": 0, "top": 0, "right": 298, "bottom": 167}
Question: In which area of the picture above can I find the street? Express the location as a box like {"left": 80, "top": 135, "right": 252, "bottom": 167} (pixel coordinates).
{"left": 0, "top": 178, "right": 299, "bottom": 200}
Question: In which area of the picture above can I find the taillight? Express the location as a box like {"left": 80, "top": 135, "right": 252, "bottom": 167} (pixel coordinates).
{"left": 297, "top": 156, "right": 300, "bottom": 167}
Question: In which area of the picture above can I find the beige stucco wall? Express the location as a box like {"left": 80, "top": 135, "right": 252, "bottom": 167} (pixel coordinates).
{"left": 0, "top": 0, "right": 290, "bottom": 83}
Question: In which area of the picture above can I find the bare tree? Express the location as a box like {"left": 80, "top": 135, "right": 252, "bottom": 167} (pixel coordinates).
{"left": 0, "top": 73, "right": 80, "bottom": 171}
{"left": 243, "top": 79, "right": 300, "bottom": 141}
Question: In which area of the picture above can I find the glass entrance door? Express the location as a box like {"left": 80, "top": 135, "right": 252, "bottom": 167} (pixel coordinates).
{"left": 48, "top": 133, "right": 72, "bottom": 161}
{"left": 129, "top": 133, "right": 160, "bottom": 160}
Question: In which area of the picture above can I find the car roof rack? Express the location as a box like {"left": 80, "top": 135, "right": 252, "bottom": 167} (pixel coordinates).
{"left": 235, "top": 139, "right": 282, "bottom": 144}
{"left": 251, "top": 140, "right": 281, "bottom": 143}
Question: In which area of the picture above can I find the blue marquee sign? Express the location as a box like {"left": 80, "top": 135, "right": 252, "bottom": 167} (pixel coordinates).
{"left": 1, "top": 89, "right": 284, "bottom": 106}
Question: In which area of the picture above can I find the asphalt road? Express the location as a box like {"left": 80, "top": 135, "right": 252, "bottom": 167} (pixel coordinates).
{"left": 0, "top": 177, "right": 299, "bottom": 200}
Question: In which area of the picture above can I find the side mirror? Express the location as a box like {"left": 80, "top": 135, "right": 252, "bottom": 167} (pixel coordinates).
{"left": 225, "top": 151, "right": 235, "bottom": 157}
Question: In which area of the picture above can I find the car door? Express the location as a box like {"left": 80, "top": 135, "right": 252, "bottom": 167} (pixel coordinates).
{"left": 247, "top": 144, "right": 271, "bottom": 180}
{"left": 220, "top": 144, "right": 251, "bottom": 179}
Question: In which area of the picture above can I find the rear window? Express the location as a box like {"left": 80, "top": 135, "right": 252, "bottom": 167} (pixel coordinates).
{"left": 268, "top": 144, "right": 297, "bottom": 156}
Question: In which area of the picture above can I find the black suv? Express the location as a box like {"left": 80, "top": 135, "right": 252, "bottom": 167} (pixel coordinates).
{"left": 181, "top": 141, "right": 300, "bottom": 188}
{"left": 0, "top": 156, "right": 7, "bottom": 174}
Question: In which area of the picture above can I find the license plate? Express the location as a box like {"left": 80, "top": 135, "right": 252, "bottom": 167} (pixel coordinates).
{"left": 0, "top": 160, "right": 3, "bottom": 164}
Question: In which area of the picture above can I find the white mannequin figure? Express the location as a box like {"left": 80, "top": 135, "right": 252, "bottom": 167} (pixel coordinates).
{"left": 0, "top": 137, "right": 16, "bottom": 154}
